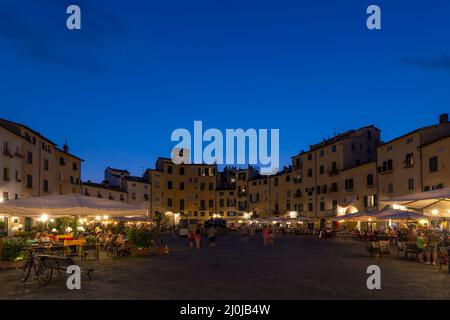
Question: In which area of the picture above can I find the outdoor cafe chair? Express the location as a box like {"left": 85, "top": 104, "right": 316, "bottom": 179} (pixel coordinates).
{"left": 379, "top": 241, "right": 391, "bottom": 258}
{"left": 396, "top": 242, "right": 406, "bottom": 259}
{"left": 82, "top": 244, "right": 99, "bottom": 261}
{"left": 49, "top": 245, "right": 65, "bottom": 257}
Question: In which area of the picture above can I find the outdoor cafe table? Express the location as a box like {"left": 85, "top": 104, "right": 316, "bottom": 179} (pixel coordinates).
{"left": 64, "top": 239, "right": 86, "bottom": 257}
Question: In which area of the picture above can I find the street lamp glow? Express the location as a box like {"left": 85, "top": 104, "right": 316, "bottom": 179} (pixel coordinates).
{"left": 0, "top": 197, "right": 3, "bottom": 203}
{"left": 431, "top": 209, "right": 439, "bottom": 215}
{"left": 289, "top": 211, "right": 297, "bottom": 219}
{"left": 103, "top": 215, "right": 109, "bottom": 220}
{"left": 95, "top": 216, "right": 101, "bottom": 221}
{"left": 40, "top": 214, "right": 49, "bottom": 223}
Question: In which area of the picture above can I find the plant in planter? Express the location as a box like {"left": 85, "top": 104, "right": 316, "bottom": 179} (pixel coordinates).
{"left": 126, "top": 229, "right": 156, "bottom": 256}
{"left": 0, "top": 238, "right": 27, "bottom": 269}
{"left": 366, "top": 243, "right": 380, "bottom": 258}
{"left": 85, "top": 235, "right": 97, "bottom": 244}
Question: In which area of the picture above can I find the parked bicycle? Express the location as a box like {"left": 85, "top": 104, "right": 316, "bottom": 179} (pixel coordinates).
{"left": 21, "top": 248, "right": 53, "bottom": 286}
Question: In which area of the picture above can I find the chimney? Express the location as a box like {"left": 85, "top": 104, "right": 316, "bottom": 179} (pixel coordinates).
{"left": 439, "top": 113, "right": 448, "bottom": 124}
{"left": 63, "top": 143, "right": 69, "bottom": 153}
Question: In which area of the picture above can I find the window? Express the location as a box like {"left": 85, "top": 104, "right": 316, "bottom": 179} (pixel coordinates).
{"left": 319, "top": 150, "right": 324, "bottom": 157}
{"left": 406, "top": 137, "right": 413, "bottom": 144}
{"left": 429, "top": 156, "right": 438, "bottom": 173}
{"left": 59, "top": 157, "right": 65, "bottom": 166}
{"left": 219, "top": 199, "right": 224, "bottom": 207}
{"left": 200, "top": 183, "right": 206, "bottom": 191}
{"left": 167, "top": 198, "right": 173, "bottom": 207}
{"left": 408, "top": 178, "right": 414, "bottom": 190}
{"left": 120, "top": 194, "right": 125, "bottom": 201}
{"left": 331, "top": 145, "right": 336, "bottom": 153}
{"left": 364, "top": 195, "right": 375, "bottom": 207}
{"left": 26, "top": 175, "right": 33, "bottom": 188}
{"left": 73, "top": 162, "right": 78, "bottom": 170}
{"left": 3, "top": 167, "right": 10, "bottom": 181}
{"left": 132, "top": 192, "right": 136, "bottom": 200}
{"left": 319, "top": 201, "right": 325, "bottom": 211}
{"left": 381, "top": 159, "right": 393, "bottom": 172}
{"left": 332, "top": 200, "right": 338, "bottom": 213}
{"left": 307, "top": 153, "right": 312, "bottom": 161}
{"left": 167, "top": 166, "right": 172, "bottom": 174}
{"left": 307, "top": 169, "right": 313, "bottom": 177}
{"left": 3, "top": 140, "right": 10, "bottom": 154}
{"left": 2, "top": 192, "right": 9, "bottom": 201}
{"left": 308, "top": 203, "right": 313, "bottom": 212}
{"left": 179, "top": 167, "right": 184, "bottom": 175}
{"left": 27, "top": 151, "right": 33, "bottom": 164}
{"left": 345, "top": 179, "right": 354, "bottom": 191}
{"left": 387, "top": 183, "right": 394, "bottom": 194}
{"left": 331, "top": 182, "right": 338, "bottom": 192}
{"left": 44, "top": 159, "right": 49, "bottom": 171}
{"left": 15, "top": 170, "right": 20, "bottom": 182}
{"left": 43, "top": 180, "right": 49, "bottom": 193}
{"left": 285, "top": 175, "right": 290, "bottom": 182}
{"left": 209, "top": 199, "right": 214, "bottom": 208}
{"left": 209, "top": 183, "right": 214, "bottom": 191}
{"left": 167, "top": 181, "right": 173, "bottom": 189}
{"left": 144, "top": 194, "right": 149, "bottom": 201}
{"left": 200, "top": 200, "right": 206, "bottom": 210}
{"left": 274, "top": 178, "right": 279, "bottom": 186}
{"left": 319, "top": 165, "right": 324, "bottom": 175}
{"left": 367, "top": 174, "right": 374, "bottom": 187}
{"left": 404, "top": 153, "right": 414, "bottom": 167}
{"left": 180, "top": 199, "right": 185, "bottom": 210}
{"left": 179, "top": 182, "right": 185, "bottom": 190}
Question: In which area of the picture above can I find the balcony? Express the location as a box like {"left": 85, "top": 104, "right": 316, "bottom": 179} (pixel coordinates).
{"left": 14, "top": 151, "right": 24, "bottom": 158}
{"left": 328, "top": 168, "right": 339, "bottom": 176}
{"left": 3, "top": 150, "right": 13, "bottom": 158}
{"left": 238, "top": 191, "right": 247, "bottom": 198}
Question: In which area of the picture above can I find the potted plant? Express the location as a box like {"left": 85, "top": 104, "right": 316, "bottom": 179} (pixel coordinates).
{"left": 127, "top": 229, "right": 155, "bottom": 256}
{"left": 366, "top": 242, "right": 380, "bottom": 258}
{"left": 0, "top": 238, "right": 27, "bottom": 270}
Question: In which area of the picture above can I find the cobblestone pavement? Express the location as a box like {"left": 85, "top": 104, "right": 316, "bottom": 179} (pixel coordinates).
{"left": 0, "top": 234, "right": 449, "bottom": 300}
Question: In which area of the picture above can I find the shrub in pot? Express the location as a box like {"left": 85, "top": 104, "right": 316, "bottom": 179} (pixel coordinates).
{"left": 1, "top": 238, "right": 27, "bottom": 262}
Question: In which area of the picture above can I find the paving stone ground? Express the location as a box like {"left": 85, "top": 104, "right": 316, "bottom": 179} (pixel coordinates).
{"left": 0, "top": 234, "right": 449, "bottom": 300}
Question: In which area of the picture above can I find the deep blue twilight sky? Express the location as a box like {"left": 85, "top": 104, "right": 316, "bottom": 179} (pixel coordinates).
{"left": 1, "top": 0, "right": 449, "bottom": 182}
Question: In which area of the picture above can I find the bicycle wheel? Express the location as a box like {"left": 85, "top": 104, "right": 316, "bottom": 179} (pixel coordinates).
{"left": 37, "top": 264, "right": 53, "bottom": 286}
{"left": 20, "top": 259, "right": 33, "bottom": 283}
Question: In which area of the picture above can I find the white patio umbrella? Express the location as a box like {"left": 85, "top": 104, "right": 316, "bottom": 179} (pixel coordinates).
{"left": 381, "top": 187, "right": 450, "bottom": 218}
{"left": 0, "top": 194, "right": 148, "bottom": 217}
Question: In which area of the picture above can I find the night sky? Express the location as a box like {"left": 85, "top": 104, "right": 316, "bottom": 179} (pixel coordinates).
{"left": 1, "top": 0, "right": 449, "bottom": 181}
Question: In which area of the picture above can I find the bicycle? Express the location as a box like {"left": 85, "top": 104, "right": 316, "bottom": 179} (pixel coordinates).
{"left": 21, "top": 248, "right": 53, "bottom": 286}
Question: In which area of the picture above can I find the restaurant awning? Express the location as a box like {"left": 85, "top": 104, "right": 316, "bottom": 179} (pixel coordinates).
{"left": 380, "top": 187, "right": 450, "bottom": 217}
{"left": 371, "top": 209, "right": 428, "bottom": 221}
{"left": 0, "top": 194, "right": 148, "bottom": 217}
{"left": 331, "top": 211, "right": 376, "bottom": 222}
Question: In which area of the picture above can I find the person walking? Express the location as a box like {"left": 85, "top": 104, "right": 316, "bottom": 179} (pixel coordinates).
{"left": 188, "top": 230, "right": 195, "bottom": 250}
{"left": 262, "top": 227, "right": 269, "bottom": 246}
{"left": 207, "top": 226, "right": 217, "bottom": 248}
{"left": 194, "top": 228, "right": 202, "bottom": 250}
